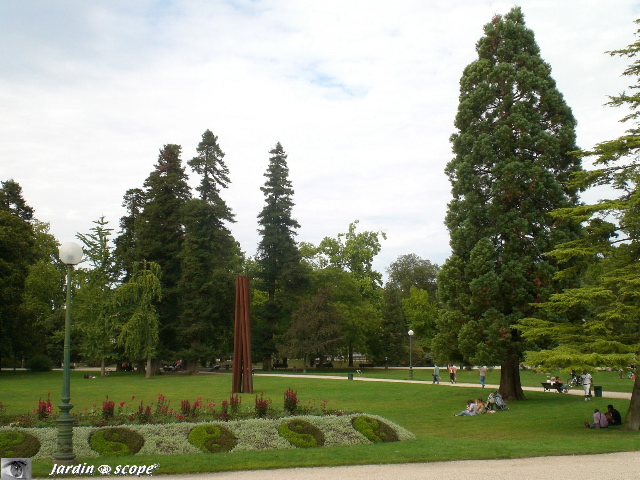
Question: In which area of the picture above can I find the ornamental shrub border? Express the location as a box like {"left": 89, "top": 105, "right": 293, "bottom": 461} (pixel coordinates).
{"left": 0, "top": 414, "right": 415, "bottom": 461}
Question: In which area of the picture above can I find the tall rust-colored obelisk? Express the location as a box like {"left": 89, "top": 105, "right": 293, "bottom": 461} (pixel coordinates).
{"left": 232, "top": 276, "right": 253, "bottom": 394}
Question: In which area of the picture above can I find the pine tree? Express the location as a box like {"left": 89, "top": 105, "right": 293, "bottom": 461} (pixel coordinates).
{"left": 434, "top": 7, "right": 583, "bottom": 400}
{"left": 178, "top": 131, "right": 241, "bottom": 372}
{"left": 255, "top": 142, "right": 308, "bottom": 368}
{"left": 135, "top": 145, "right": 191, "bottom": 356}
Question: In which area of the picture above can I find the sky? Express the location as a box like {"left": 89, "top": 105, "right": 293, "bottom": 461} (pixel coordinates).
{"left": 1, "top": 0, "right": 639, "bottom": 279}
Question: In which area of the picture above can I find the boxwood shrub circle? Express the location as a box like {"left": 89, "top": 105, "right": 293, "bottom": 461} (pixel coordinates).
{"left": 89, "top": 427, "right": 145, "bottom": 456}
{"left": 278, "top": 419, "right": 325, "bottom": 448}
{"left": 188, "top": 424, "right": 237, "bottom": 453}
{"left": 0, "top": 430, "right": 41, "bottom": 457}
{"left": 352, "top": 415, "right": 399, "bottom": 443}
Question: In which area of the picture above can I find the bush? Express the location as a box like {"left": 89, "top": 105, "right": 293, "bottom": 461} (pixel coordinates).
{"left": 188, "top": 424, "right": 237, "bottom": 453}
{"left": 352, "top": 416, "right": 399, "bottom": 443}
{"left": 89, "top": 427, "right": 145, "bottom": 456}
{"left": 278, "top": 419, "right": 325, "bottom": 448}
{"left": 0, "top": 430, "right": 41, "bottom": 457}
{"left": 25, "top": 355, "right": 53, "bottom": 372}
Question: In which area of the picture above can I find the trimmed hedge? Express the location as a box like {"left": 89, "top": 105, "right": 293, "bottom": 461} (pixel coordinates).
{"left": 89, "top": 427, "right": 145, "bottom": 456}
{"left": 352, "top": 415, "right": 399, "bottom": 443}
{"left": 0, "top": 430, "right": 41, "bottom": 457}
{"left": 188, "top": 424, "right": 237, "bottom": 453}
{"left": 278, "top": 419, "right": 325, "bottom": 448}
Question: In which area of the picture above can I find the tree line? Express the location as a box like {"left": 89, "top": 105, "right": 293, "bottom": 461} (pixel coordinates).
{"left": 2, "top": 7, "right": 640, "bottom": 428}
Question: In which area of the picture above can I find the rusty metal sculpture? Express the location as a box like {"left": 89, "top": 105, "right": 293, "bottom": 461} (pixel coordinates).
{"left": 232, "top": 276, "right": 253, "bottom": 394}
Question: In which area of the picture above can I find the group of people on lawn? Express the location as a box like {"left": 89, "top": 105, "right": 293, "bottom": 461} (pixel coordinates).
{"left": 454, "top": 397, "right": 496, "bottom": 416}
{"left": 586, "top": 404, "right": 622, "bottom": 429}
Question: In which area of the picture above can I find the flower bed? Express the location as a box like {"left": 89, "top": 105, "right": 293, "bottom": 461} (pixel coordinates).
{"left": 0, "top": 414, "right": 415, "bottom": 461}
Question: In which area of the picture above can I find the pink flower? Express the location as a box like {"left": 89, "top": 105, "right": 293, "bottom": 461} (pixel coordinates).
{"left": 119, "top": 401, "right": 125, "bottom": 408}
{"left": 131, "top": 395, "right": 135, "bottom": 400}
{"left": 92, "top": 404, "right": 96, "bottom": 408}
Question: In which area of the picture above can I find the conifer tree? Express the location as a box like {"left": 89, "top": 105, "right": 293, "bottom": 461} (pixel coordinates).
{"left": 434, "top": 7, "right": 582, "bottom": 400}
{"left": 518, "top": 19, "right": 640, "bottom": 427}
{"left": 178, "top": 130, "right": 241, "bottom": 371}
{"left": 255, "top": 142, "right": 308, "bottom": 368}
{"left": 135, "top": 145, "right": 191, "bottom": 356}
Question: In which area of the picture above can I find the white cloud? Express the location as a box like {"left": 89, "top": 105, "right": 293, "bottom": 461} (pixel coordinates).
{"left": 1, "top": 0, "right": 638, "bottom": 277}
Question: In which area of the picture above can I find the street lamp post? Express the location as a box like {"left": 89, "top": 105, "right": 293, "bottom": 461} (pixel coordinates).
{"left": 54, "top": 242, "right": 83, "bottom": 465}
{"left": 408, "top": 330, "right": 414, "bottom": 380}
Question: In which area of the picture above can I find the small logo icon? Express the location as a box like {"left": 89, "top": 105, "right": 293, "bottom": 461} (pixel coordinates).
{"left": 97, "top": 464, "right": 111, "bottom": 475}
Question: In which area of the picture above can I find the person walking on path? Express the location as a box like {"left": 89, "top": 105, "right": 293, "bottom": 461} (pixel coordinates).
{"left": 479, "top": 366, "right": 487, "bottom": 388}
{"left": 433, "top": 364, "right": 440, "bottom": 384}
{"left": 582, "top": 370, "right": 593, "bottom": 401}
{"left": 449, "top": 364, "right": 457, "bottom": 384}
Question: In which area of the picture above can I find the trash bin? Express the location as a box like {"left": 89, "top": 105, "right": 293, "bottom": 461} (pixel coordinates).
{"left": 348, "top": 373, "right": 354, "bottom": 381}
{"left": 594, "top": 385, "right": 602, "bottom": 397}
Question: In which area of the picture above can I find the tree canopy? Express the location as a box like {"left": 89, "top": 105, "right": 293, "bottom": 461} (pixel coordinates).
{"left": 434, "top": 7, "right": 583, "bottom": 400}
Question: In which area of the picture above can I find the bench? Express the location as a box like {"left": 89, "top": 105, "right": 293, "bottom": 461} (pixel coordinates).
{"left": 272, "top": 363, "right": 288, "bottom": 369}
{"left": 359, "top": 363, "right": 375, "bottom": 369}
{"left": 541, "top": 382, "right": 566, "bottom": 393}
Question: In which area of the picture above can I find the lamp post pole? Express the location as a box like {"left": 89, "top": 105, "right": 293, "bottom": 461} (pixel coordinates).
{"left": 54, "top": 242, "right": 83, "bottom": 465}
{"left": 408, "top": 330, "right": 414, "bottom": 380}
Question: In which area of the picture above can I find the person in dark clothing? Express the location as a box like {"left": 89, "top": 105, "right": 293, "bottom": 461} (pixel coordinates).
{"left": 606, "top": 404, "right": 622, "bottom": 425}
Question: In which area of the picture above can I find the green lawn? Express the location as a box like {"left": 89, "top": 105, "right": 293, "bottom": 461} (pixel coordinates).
{"left": 1, "top": 369, "right": 638, "bottom": 477}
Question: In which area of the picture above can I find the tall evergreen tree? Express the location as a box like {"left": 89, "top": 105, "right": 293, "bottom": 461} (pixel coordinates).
{"left": 135, "top": 145, "right": 191, "bottom": 356}
{"left": 255, "top": 142, "right": 308, "bottom": 368}
{"left": 0, "top": 180, "right": 35, "bottom": 368}
{"left": 114, "top": 188, "right": 145, "bottom": 282}
{"left": 178, "top": 130, "right": 241, "bottom": 372}
{"left": 518, "top": 19, "right": 640, "bottom": 428}
{"left": 434, "top": 7, "right": 583, "bottom": 400}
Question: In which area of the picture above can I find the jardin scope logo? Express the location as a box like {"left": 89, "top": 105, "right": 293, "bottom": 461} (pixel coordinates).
{"left": 49, "top": 462, "right": 160, "bottom": 476}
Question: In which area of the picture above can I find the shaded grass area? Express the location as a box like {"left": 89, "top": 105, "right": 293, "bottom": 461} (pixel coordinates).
{"left": 0, "top": 370, "right": 637, "bottom": 477}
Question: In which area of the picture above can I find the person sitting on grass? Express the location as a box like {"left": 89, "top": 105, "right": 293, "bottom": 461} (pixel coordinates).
{"left": 584, "top": 408, "right": 608, "bottom": 429}
{"left": 476, "top": 397, "right": 487, "bottom": 414}
{"left": 606, "top": 404, "right": 622, "bottom": 425}
{"left": 454, "top": 399, "right": 477, "bottom": 416}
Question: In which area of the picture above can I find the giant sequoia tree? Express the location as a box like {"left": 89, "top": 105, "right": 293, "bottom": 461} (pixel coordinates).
{"left": 434, "top": 7, "right": 582, "bottom": 400}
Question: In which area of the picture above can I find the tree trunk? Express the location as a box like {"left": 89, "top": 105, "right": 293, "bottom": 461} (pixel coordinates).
{"left": 348, "top": 342, "right": 354, "bottom": 368}
{"left": 100, "top": 358, "right": 106, "bottom": 377}
{"left": 263, "top": 354, "right": 272, "bottom": 371}
{"left": 303, "top": 355, "right": 307, "bottom": 374}
{"left": 145, "top": 356, "right": 152, "bottom": 379}
{"left": 623, "top": 369, "right": 640, "bottom": 430}
{"left": 498, "top": 353, "right": 526, "bottom": 401}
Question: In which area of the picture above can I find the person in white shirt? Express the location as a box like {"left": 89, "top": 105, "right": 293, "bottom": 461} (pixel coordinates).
{"left": 582, "top": 370, "right": 593, "bottom": 401}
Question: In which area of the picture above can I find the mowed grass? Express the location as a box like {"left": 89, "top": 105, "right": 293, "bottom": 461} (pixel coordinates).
{"left": 1, "top": 369, "right": 638, "bottom": 477}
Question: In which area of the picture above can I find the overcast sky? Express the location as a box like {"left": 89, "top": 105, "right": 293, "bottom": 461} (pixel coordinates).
{"left": 2, "top": 1, "right": 639, "bottom": 278}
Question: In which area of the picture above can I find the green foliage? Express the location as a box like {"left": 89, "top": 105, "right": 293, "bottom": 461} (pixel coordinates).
{"left": 24, "top": 354, "right": 53, "bottom": 372}
{"left": 0, "top": 430, "right": 40, "bottom": 457}
{"left": 111, "top": 261, "right": 162, "bottom": 366}
{"left": 352, "top": 415, "right": 399, "bottom": 443}
{"left": 517, "top": 20, "right": 640, "bottom": 427}
{"left": 255, "top": 142, "right": 308, "bottom": 365}
{"left": 435, "top": 7, "right": 582, "bottom": 399}
{"left": 278, "top": 419, "right": 325, "bottom": 448}
{"left": 89, "top": 427, "right": 145, "bottom": 456}
{"left": 188, "top": 424, "right": 237, "bottom": 453}
{"left": 134, "top": 144, "right": 191, "bottom": 353}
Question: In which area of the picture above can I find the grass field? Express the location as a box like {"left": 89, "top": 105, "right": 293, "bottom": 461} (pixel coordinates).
{"left": 1, "top": 368, "right": 638, "bottom": 477}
